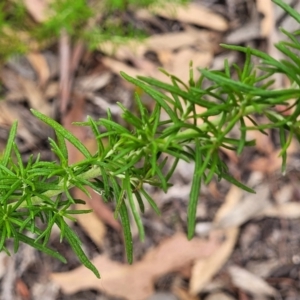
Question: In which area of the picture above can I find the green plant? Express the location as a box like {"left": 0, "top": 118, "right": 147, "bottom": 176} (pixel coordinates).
{"left": 0, "top": 0, "right": 188, "bottom": 62}
{"left": 1, "top": 0, "right": 300, "bottom": 278}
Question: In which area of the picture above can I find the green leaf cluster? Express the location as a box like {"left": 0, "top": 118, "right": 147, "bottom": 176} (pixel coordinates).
{"left": 1, "top": 0, "right": 300, "bottom": 278}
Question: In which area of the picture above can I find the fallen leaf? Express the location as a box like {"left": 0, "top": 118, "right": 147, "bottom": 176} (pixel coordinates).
{"left": 215, "top": 186, "right": 271, "bottom": 229}
{"left": 228, "top": 265, "right": 277, "bottom": 297}
{"left": 189, "top": 186, "right": 242, "bottom": 295}
{"left": 205, "top": 292, "right": 235, "bottom": 300}
{"left": 190, "top": 228, "right": 238, "bottom": 295}
{"left": 0, "top": 67, "right": 29, "bottom": 93}
{"left": 256, "top": 0, "right": 274, "bottom": 37}
{"left": 23, "top": 0, "right": 50, "bottom": 22}
{"left": 75, "top": 72, "right": 112, "bottom": 92}
{"left": 261, "top": 202, "right": 300, "bottom": 219}
{"left": 167, "top": 49, "right": 212, "bottom": 83}
{"left": 246, "top": 259, "right": 279, "bottom": 278}
{"left": 152, "top": 3, "right": 228, "bottom": 32}
{"left": 15, "top": 279, "right": 30, "bottom": 300}
{"left": 18, "top": 76, "right": 52, "bottom": 116}
{"left": 102, "top": 57, "right": 144, "bottom": 79}
{"left": 51, "top": 233, "right": 220, "bottom": 299}
{"left": 225, "top": 20, "right": 261, "bottom": 44}
{"left": 27, "top": 52, "right": 51, "bottom": 87}
{"left": 147, "top": 32, "right": 197, "bottom": 51}
{"left": 172, "top": 287, "right": 199, "bottom": 300}
{"left": 146, "top": 292, "right": 179, "bottom": 300}
{"left": 0, "top": 101, "right": 39, "bottom": 150}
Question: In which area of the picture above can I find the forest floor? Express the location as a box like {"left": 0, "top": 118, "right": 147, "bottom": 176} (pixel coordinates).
{"left": 1, "top": 0, "right": 300, "bottom": 299}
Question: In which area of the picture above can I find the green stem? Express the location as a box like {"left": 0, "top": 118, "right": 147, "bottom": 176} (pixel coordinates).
{"left": 16, "top": 166, "right": 102, "bottom": 208}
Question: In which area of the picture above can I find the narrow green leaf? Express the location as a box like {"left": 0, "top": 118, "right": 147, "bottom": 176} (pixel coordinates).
{"left": 241, "top": 48, "right": 252, "bottom": 81}
{"left": 114, "top": 189, "right": 126, "bottom": 218}
{"left": 149, "top": 103, "right": 161, "bottom": 136}
{"left": 35, "top": 213, "right": 57, "bottom": 244}
{"left": 134, "top": 191, "right": 145, "bottom": 213}
{"left": 12, "top": 143, "right": 24, "bottom": 177}
{"left": 279, "top": 127, "right": 288, "bottom": 175}
{"left": 150, "top": 142, "right": 158, "bottom": 176}
{"left": 118, "top": 202, "right": 133, "bottom": 264}
{"left": 221, "top": 173, "right": 256, "bottom": 193}
{"left": 65, "top": 209, "right": 93, "bottom": 214}
{"left": 188, "top": 140, "right": 202, "bottom": 240}
{"left": 87, "top": 116, "right": 104, "bottom": 156}
{"left": 2, "top": 121, "right": 18, "bottom": 167}
{"left": 189, "top": 61, "right": 195, "bottom": 87}
{"left": 272, "top": 0, "right": 300, "bottom": 23}
{"left": 49, "top": 138, "right": 67, "bottom": 165}
{"left": 56, "top": 132, "right": 68, "bottom": 163}
{"left": 136, "top": 74, "right": 215, "bottom": 109}
{"left": 0, "top": 226, "right": 7, "bottom": 251}
{"left": 31, "top": 109, "right": 91, "bottom": 159}
{"left": 99, "top": 118, "right": 131, "bottom": 134}
{"left": 110, "top": 175, "right": 121, "bottom": 204}
{"left": 220, "top": 44, "right": 300, "bottom": 86}
{"left": 154, "top": 164, "right": 168, "bottom": 192}
{"left": 124, "top": 173, "right": 145, "bottom": 241}
{"left": 204, "top": 151, "right": 219, "bottom": 184}
{"left": 112, "top": 151, "right": 143, "bottom": 175}
{"left": 140, "top": 188, "right": 161, "bottom": 216}
{"left": 120, "top": 72, "right": 178, "bottom": 122}
{"left": 165, "top": 157, "right": 179, "bottom": 182}
{"left": 119, "top": 106, "right": 143, "bottom": 129}
{"left": 237, "top": 117, "right": 246, "bottom": 155}
{"left": 17, "top": 233, "right": 67, "bottom": 263}
{"left": 98, "top": 166, "right": 110, "bottom": 201}
{"left": 57, "top": 219, "right": 100, "bottom": 278}
{"left": 134, "top": 93, "right": 147, "bottom": 123}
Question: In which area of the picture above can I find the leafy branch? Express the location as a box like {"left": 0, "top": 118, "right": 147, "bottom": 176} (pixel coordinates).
{"left": 0, "top": 0, "right": 300, "bottom": 278}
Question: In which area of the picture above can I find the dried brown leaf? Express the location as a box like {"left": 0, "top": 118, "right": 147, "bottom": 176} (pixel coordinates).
{"left": 246, "top": 259, "right": 279, "bottom": 278}
{"left": 154, "top": 3, "right": 228, "bottom": 32}
{"left": 256, "top": 0, "right": 274, "bottom": 37}
{"left": 147, "top": 32, "right": 197, "bottom": 51}
{"left": 173, "top": 287, "right": 199, "bottom": 300}
{"left": 262, "top": 202, "right": 300, "bottom": 219}
{"left": 23, "top": 0, "right": 50, "bottom": 22}
{"left": 215, "top": 186, "right": 271, "bottom": 229}
{"left": 205, "top": 292, "right": 235, "bottom": 300}
{"left": 167, "top": 49, "right": 212, "bottom": 83}
{"left": 18, "top": 77, "right": 52, "bottom": 115}
{"left": 75, "top": 72, "right": 112, "bottom": 92}
{"left": 51, "top": 233, "right": 220, "bottom": 299}
{"left": 27, "top": 53, "right": 51, "bottom": 87}
{"left": 190, "top": 228, "right": 238, "bottom": 295}
{"left": 225, "top": 20, "right": 261, "bottom": 44}
{"left": 228, "top": 265, "right": 277, "bottom": 297}
{"left": 189, "top": 186, "right": 242, "bottom": 295}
